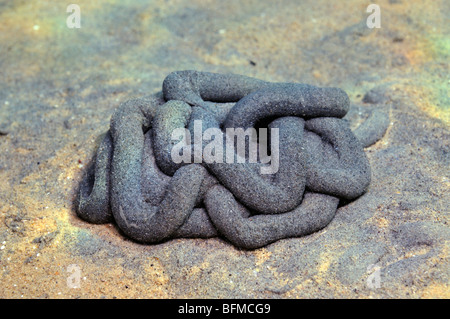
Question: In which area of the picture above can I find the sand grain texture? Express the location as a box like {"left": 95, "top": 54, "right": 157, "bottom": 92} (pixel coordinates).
{"left": 0, "top": 0, "right": 448, "bottom": 298}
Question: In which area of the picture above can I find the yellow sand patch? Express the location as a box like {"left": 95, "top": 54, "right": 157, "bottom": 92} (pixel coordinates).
{"left": 316, "top": 251, "right": 333, "bottom": 279}
{"left": 401, "top": 85, "right": 449, "bottom": 124}
{"left": 254, "top": 248, "right": 272, "bottom": 267}
{"left": 420, "top": 283, "right": 450, "bottom": 299}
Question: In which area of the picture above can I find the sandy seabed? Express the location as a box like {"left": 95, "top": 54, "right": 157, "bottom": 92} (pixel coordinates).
{"left": 0, "top": 0, "right": 448, "bottom": 299}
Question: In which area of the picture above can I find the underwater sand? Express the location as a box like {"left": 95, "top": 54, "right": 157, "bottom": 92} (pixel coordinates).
{"left": 0, "top": 0, "right": 448, "bottom": 298}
